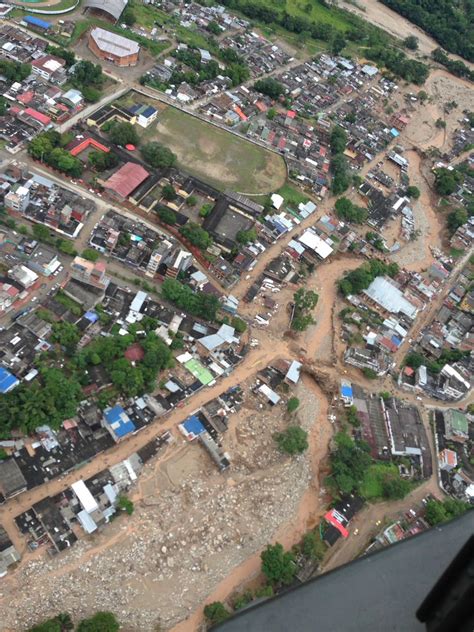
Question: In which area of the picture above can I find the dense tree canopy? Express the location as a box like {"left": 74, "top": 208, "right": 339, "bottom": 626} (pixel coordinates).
{"left": 0, "top": 59, "right": 31, "bottom": 83}
{"left": 335, "top": 197, "right": 367, "bottom": 224}
{"left": 141, "top": 142, "right": 177, "bottom": 169}
{"left": 329, "top": 431, "right": 372, "bottom": 495}
{"left": 274, "top": 426, "right": 308, "bottom": 454}
{"left": 381, "top": 0, "right": 474, "bottom": 62}
{"left": 179, "top": 222, "right": 212, "bottom": 250}
{"left": 161, "top": 278, "right": 219, "bottom": 321}
{"left": 254, "top": 78, "right": 285, "bottom": 99}
{"left": 88, "top": 150, "right": 119, "bottom": 172}
{"left": 424, "top": 498, "right": 471, "bottom": 526}
{"left": 330, "top": 126, "right": 348, "bottom": 155}
{"left": 108, "top": 122, "right": 139, "bottom": 147}
{"left": 434, "top": 167, "right": 463, "bottom": 196}
{"left": 261, "top": 543, "right": 296, "bottom": 586}
{"left": 28, "top": 131, "right": 83, "bottom": 177}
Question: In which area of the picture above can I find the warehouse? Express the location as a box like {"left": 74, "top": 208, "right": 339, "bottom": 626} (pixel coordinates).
{"left": 88, "top": 27, "right": 140, "bottom": 67}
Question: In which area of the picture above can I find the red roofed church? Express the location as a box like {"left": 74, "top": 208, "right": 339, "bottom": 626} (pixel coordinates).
{"left": 102, "top": 162, "right": 149, "bottom": 200}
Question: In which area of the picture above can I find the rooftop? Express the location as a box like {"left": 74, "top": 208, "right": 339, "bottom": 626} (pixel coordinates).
{"left": 90, "top": 26, "right": 140, "bottom": 58}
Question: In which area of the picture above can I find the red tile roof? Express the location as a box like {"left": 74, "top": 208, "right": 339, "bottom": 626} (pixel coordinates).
{"left": 23, "top": 107, "right": 51, "bottom": 126}
{"left": 103, "top": 162, "right": 149, "bottom": 198}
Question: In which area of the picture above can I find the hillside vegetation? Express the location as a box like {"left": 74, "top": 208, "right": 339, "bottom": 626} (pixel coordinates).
{"left": 381, "top": 0, "right": 474, "bottom": 62}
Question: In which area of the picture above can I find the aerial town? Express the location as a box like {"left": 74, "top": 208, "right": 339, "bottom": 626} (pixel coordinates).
{"left": 0, "top": 0, "right": 472, "bottom": 630}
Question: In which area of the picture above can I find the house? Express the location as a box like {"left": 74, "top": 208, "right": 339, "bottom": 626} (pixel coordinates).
{"left": 103, "top": 405, "right": 136, "bottom": 442}
{"left": 129, "top": 104, "right": 158, "bottom": 128}
{"left": 285, "top": 360, "right": 302, "bottom": 385}
{"left": 0, "top": 526, "right": 20, "bottom": 577}
{"left": 198, "top": 324, "right": 237, "bottom": 354}
{"left": 363, "top": 277, "right": 419, "bottom": 320}
{"left": 444, "top": 409, "right": 469, "bottom": 443}
{"left": 70, "top": 256, "right": 110, "bottom": 290}
{"left": 439, "top": 448, "right": 457, "bottom": 472}
{"left": 0, "top": 458, "right": 27, "bottom": 499}
{"left": 31, "top": 55, "right": 66, "bottom": 83}
{"left": 0, "top": 366, "right": 19, "bottom": 393}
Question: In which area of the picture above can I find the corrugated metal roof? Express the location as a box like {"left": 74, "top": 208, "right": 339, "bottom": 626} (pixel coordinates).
{"left": 90, "top": 26, "right": 140, "bottom": 57}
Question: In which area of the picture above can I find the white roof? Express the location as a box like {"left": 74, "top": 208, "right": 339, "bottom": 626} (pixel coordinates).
{"left": 77, "top": 509, "right": 97, "bottom": 534}
{"left": 72, "top": 480, "right": 98, "bottom": 514}
{"left": 363, "top": 277, "right": 418, "bottom": 320}
{"left": 298, "top": 229, "right": 333, "bottom": 259}
{"left": 271, "top": 193, "right": 284, "bottom": 209}
{"left": 90, "top": 27, "right": 140, "bottom": 57}
{"left": 130, "top": 290, "right": 147, "bottom": 313}
{"left": 44, "top": 59, "right": 62, "bottom": 72}
{"left": 285, "top": 360, "right": 302, "bottom": 384}
{"left": 258, "top": 384, "right": 280, "bottom": 404}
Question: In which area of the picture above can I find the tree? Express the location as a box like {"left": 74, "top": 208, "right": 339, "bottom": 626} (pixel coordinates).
{"left": 404, "top": 35, "right": 418, "bottom": 50}
{"left": 287, "top": 397, "right": 300, "bottom": 413}
{"left": 72, "top": 60, "right": 103, "bottom": 87}
{"left": 301, "top": 531, "right": 326, "bottom": 562}
{"left": 51, "top": 322, "right": 81, "bottom": 355}
{"left": 77, "top": 612, "right": 119, "bottom": 632}
{"left": 434, "top": 167, "right": 462, "bottom": 196}
{"left": 81, "top": 248, "right": 99, "bottom": 262}
{"left": 108, "top": 122, "right": 138, "bottom": 147}
{"left": 81, "top": 86, "right": 102, "bottom": 103}
{"left": 363, "top": 368, "right": 377, "bottom": 379}
{"left": 32, "top": 223, "right": 52, "bottom": 242}
{"left": 231, "top": 316, "right": 247, "bottom": 333}
{"left": 186, "top": 195, "right": 197, "bottom": 206}
{"left": 0, "top": 95, "right": 9, "bottom": 116}
{"left": 236, "top": 227, "right": 257, "bottom": 244}
{"left": 294, "top": 288, "right": 318, "bottom": 311}
{"left": 199, "top": 203, "right": 213, "bottom": 218}
{"left": 121, "top": 4, "right": 136, "bottom": 25}
{"left": 254, "top": 78, "right": 285, "bottom": 99}
{"left": 207, "top": 20, "right": 221, "bottom": 35}
{"left": 335, "top": 197, "right": 367, "bottom": 224}
{"left": 330, "top": 126, "right": 348, "bottom": 154}
{"left": 406, "top": 185, "right": 420, "bottom": 199}
{"left": 161, "top": 278, "right": 219, "bottom": 321}
{"left": 179, "top": 222, "right": 212, "bottom": 250}
{"left": 329, "top": 431, "right": 372, "bottom": 495}
{"left": 88, "top": 150, "right": 119, "bottom": 172}
{"left": 267, "top": 107, "right": 276, "bottom": 120}
{"left": 117, "top": 495, "right": 134, "bottom": 515}
{"left": 381, "top": 473, "right": 410, "bottom": 499}
{"left": 275, "top": 426, "right": 308, "bottom": 454}
{"left": 156, "top": 206, "right": 176, "bottom": 225}
{"left": 141, "top": 142, "right": 177, "bottom": 168}
{"left": 330, "top": 33, "right": 346, "bottom": 55}
{"left": 261, "top": 543, "right": 296, "bottom": 586}
{"left": 203, "top": 602, "right": 230, "bottom": 625}
{"left": 447, "top": 208, "right": 468, "bottom": 233}
{"left": 425, "top": 498, "right": 471, "bottom": 526}
{"left": 161, "top": 184, "right": 177, "bottom": 201}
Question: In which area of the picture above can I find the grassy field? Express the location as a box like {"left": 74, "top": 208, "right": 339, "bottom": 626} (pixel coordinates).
{"left": 150, "top": 107, "right": 286, "bottom": 194}
{"left": 359, "top": 463, "right": 399, "bottom": 500}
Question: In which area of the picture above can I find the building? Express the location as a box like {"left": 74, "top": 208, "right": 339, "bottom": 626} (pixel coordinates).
{"left": 83, "top": 0, "right": 128, "bottom": 22}
{"left": 102, "top": 162, "right": 149, "bottom": 200}
{"left": 363, "top": 276, "right": 419, "bottom": 320}
{"left": 88, "top": 27, "right": 140, "bottom": 67}
{"left": 70, "top": 256, "right": 110, "bottom": 290}
{"left": 5, "top": 185, "right": 29, "bottom": 212}
{"left": 0, "top": 526, "right": 20, "bottom": 577}
{"left": 103, "top": 405, "right": 136, "bottom": 442}
{"left": 444, "top": 409, "right": 469, "bottom": 443}
{"left": 129, "top": 104, "right": 158, "bottom": 128}
{"left": 0, "top": 366, "right": 19, "bottom": 394}
{"left": 439, "top": 448, "right": 457, "bottom": 472}
{"left": 8, "top": 265, "right": 38, "bottom": 290}
{"left": 0, "top": 458, "right": 27, "bottom": 499}
{"left": 22, "top": 15, "right": 51, "bottom": 32}
{"left": 31, "top": 55, "right": 66, "bottom": 83}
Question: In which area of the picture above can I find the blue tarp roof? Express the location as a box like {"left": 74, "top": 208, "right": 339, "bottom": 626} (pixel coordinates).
{"left": 391, "top": 335, "right": 402, "bottom": 346}
{"left": 85, "top": 311, "right": 99, "bottom": 323}
{"left": 0, "top": 366, "right": 19, "bottom": 393}
{"left": 104, "top": 405, "right": 136, "bottom": 439}
{"left": 390, "top": 128, "right": 400, "bottom": 137}
{"left": 341, "top": 385, "right": 353, "bottom": 398}
{"left": 182, "top": 415, "right": 206, "bottom": 437}
{"left": 24, "top": 15, "right": 51, "bottom": 29}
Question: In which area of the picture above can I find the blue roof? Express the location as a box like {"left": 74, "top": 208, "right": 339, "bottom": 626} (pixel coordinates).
{"left": 0, "top": 366, "right": 19, "bottom": 394}
{"left": 85, "top": 311, "right": 99, "bottom": 323}
{"left": 141, "top": 106, "right": 157, "bottom": 118}
{"left": 182, "top": 414, "right": 206, "bottom": 437}
{"left": 391, "top": 335, "right": 402, "bottom": 346}
{"left": 104, "top": 405, "right": 136, "bottom": 439}
{"left": 341, "top": 385, "right": 353, "bottom": 398}
{"left": 24, "top": 15, "right": 51, "bottom": 29}
{"left": 390, "top": 128, "right": 400, "bottom": 137}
